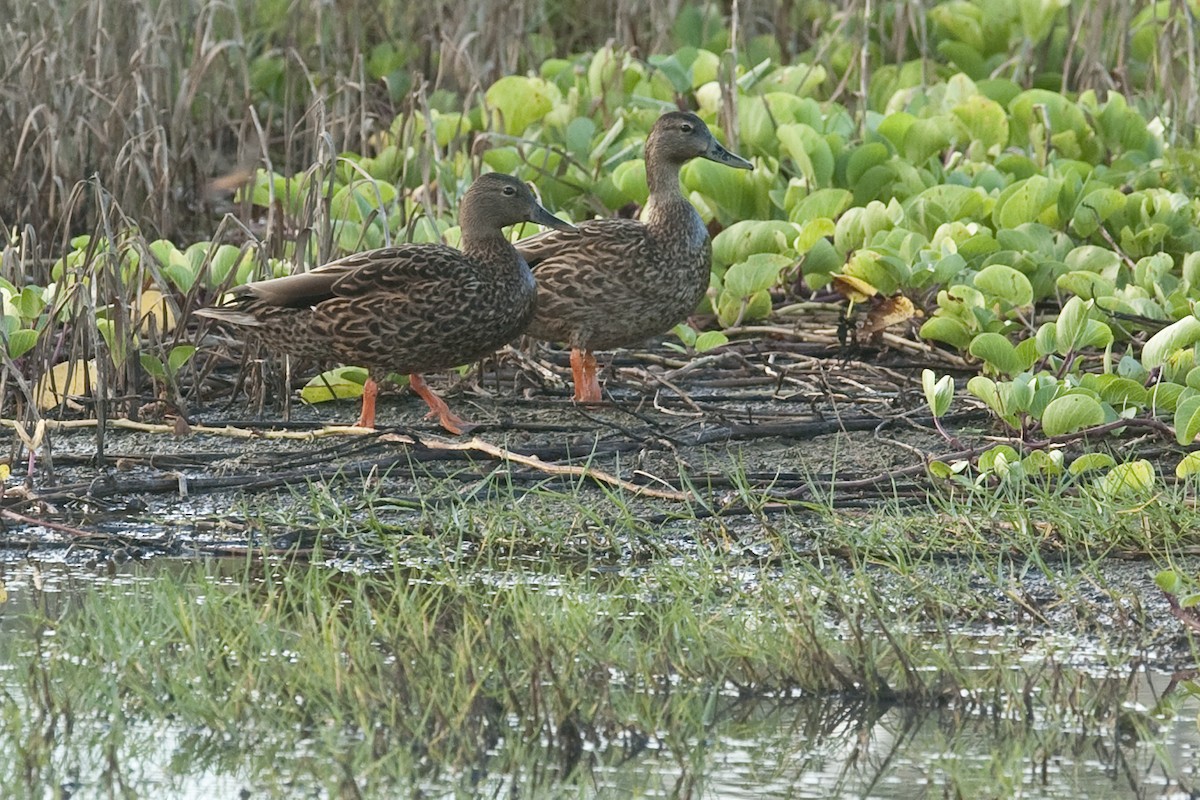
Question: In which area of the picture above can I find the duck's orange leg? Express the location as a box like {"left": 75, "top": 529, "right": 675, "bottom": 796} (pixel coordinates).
{"left": 569, "top": 348, "right": 602, "bottom": 403}
{"left": 409, "top": 373, "right": 475, "bottom": 435}
{"left": 355, "top": 377, "right": 379, "bottom": 429}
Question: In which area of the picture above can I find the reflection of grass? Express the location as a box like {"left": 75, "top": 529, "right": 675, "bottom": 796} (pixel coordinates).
{"left": 2, "top": 475, "right": 1193, "bottom": 795}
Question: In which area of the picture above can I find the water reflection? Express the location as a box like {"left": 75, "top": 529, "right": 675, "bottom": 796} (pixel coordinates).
{"left": 0, "top": 558, "right": 1197, "bottom": 798}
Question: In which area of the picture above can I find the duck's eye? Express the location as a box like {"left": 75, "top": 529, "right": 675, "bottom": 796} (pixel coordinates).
{"left": 502, "top": 185, "right": 517, "bottom": 196}
{"left": 680, "top": 123, "right": 694, "bottom": 133}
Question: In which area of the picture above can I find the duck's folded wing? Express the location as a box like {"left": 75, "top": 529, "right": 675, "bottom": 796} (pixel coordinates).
{"left": 516, "top": 219, "right": 645, "bottom": 268}
{"left": 324, "top": 245, "right": 463, "bottom": 296}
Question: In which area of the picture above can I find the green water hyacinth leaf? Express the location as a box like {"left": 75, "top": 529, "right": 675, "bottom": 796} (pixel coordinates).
{"left": 1054, "top": 297, "right": 1113, "bottom": 355}
{"left": 1040, "top": 394, "right": 1104, "bottom": 436}
{"left": 1134, "top": 252, "right": 1174, "bottom": 292}
{"left": 167, "top": 345, "right": 196, "bottom": 377}
{"left": 712, "top": 220, "right": 801, "bottom": 269}
{"left": 1176, "top": 452, "right": 1200, "bottom": 479}
{"left": 974, "top": 264, "right": 1033, "bottom": 307}
{"left": 1024, "top": 449, "right": 1064, "bottom": 476}
{"left": 800, "top": 238, "right": 842, "bottom": 288}
{"left": 207, "top": 244, "right": 257, "bottom": 290}
{"left": 921, "top": 370, "right": 954, "bottom": 418}
{"left": 776, "top": 123, "right": 833, "bottom": 186}
{"left": 1056, "top": 271, "right": 1116, "bottom": 299}
{"left": 1182, "top": 252, "right": 1200, "bottom": 289}
{"left": 722, "top": 253, "right": 792, "bottom": 300}
{"left": 903, "top": 116, "right": 956, "bottom": 165}
{"left": 1018, "top": 0, "right": 1070, "bottom": 44}
{"left": 951, "top": 95, "right": 1008, "bottom": 150}
{"left": 301, "top": 366, "right": 369, "bottom": 404}
{"left": 929, "top": 2, "right": 985, "bottom": 50}
{"left": 1142, "top": 315, "right": 1200, "bottom": 370}
{"left": 1064, "top": 244, "right": 1121, "bottom": 275}
{"left": 978, "top": 445, "right": 1019, "bottom": 477}
{"left": 694, "top": 331, "right": 729, "bottom": 353}
{"left": 739, "top": 93, "right": 816, "bottom": 156}
{"left": 795, "top": 218, "right": 836, "bottom": 252}
{"left": 1009, "top": 89, "right": 1090, "bottom": 148}
{"left": 1085, "top": 375, "right": 1148, "bottom": 411}
{"left": 1071, "top": 188, "right": 1127, "bottom": 237}
{"left": 682, "top": 158, "right": 770, "bottom": 222}
{"left": 993, "top": 176, "right": 1061, "bottom": 229}
{"left": 331, "top": 180, "right": 397, "bottom": 223}
{"left": 486, "top": 75, "right": 560, "bottom": 136}
{"left": 876, "top": 112, "right": 915, "bottom": 153}
{"left": 1068, "top": 452, "right": 1116, "bottom": 475}
{"left": 140, "top": 354, "right": 166, "bottom": 382}
{"left": 6, "top": 328, "right": 39, "bottom": 359}
{"left": 920, "top": 316, "right": 973, "bottom": 350}
{"left": 1096, "top": 460, "right": 1156, "bottom": 497}
{"left": 1174, "top": 395, "right": 1200, "bottom": 445}
{"left": 148, "top": 239, "right": 196, "bottom": 292}
{"left": 610, "top": 159, "right": 649, "bottom": 207}
{"left": 787, "top": 188, "right": 852, "bottom": 225}
{"left": 966, "top": 375, "right": 1011, "bottom": 422}
{"left": 842, "top": 250, "right": 905, "bottom": 296}
{"left": 846, "top": 143, "right": 890, "bottom": 185}
{"left": 1055, "top": 297, "right": 1090, "bottom": 355}
{"left": 969, "top": 333, "right": 1030, "bottom": 376}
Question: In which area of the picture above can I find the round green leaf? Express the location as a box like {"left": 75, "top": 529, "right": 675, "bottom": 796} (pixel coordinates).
{"left": 968, "top": 332, "right": 1026, "bottom": 375}
{"left": 1143, "top": 315, "right": 1200, "bottom": 370}
{"left": 1068, "top": 452, "right": 1116, "bottom": 475}
{"left": 485, "top": 75, "right": 561, "bottom": 136}
{"left": 1096, "top": 460, "right": 1156, "bottom": 498}
{"left": 1174, "top": 395, "right": 1200, "bottom": 445}
{"left": 1176, "top": 452, "right": 1200, "bottom": 479}
{"left": 974, "top": 264, "right": 1034, "bottom": 307}
{"left": 6, "top": 328, "right": 39, "bottom": 359}
{"left": 921, "top": 316, "right": 973, "bottom": 350}
{"left": 1040, "top": 394, "right": 1105, "bottom": 436}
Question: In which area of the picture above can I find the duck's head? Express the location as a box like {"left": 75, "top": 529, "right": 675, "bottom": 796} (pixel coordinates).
{"left": 459, "top": 173, "right": 576, "bottom": 235}
{"left": 647, "top": 111, "right": 753, "bottom": 170}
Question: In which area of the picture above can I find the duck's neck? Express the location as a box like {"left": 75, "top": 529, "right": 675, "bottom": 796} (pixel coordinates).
{"left": 643, "top": 153, "right": 693, "bottom": 231}
{"left": 459, "top": 226, "right": 518, "bottom": 263}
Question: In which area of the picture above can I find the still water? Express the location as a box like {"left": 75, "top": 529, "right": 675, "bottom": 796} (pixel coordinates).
{"left": 0, "top": 558, "right": 1197, "bottom": 799}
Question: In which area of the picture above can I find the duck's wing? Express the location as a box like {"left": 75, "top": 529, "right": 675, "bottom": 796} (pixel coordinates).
{"left": 516, "top": 219, "right": 648, "bottom": 269}
{"left": 322, "top": 245, "right": 467, "bottom": 296}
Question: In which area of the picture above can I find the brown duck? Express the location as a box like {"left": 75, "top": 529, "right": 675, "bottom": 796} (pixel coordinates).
{"left": 516, "top": 111, "right": 752, "bottom": 402}
{"left": 196, "top": 173, "right": 575, "bottom": 432}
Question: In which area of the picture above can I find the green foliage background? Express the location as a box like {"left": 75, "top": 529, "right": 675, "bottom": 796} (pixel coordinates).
{"left": 3, "top": 0, "right": 1200, "bottom": 483}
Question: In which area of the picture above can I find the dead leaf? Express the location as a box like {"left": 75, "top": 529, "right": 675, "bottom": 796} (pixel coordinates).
{"left": 859, "top": 295, "right": 918, "bottom": 336}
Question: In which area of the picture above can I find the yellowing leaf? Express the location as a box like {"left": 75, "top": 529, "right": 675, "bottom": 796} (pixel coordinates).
{"left": 36, "top": 359, "right": 97, "bottom": 411}
{"left": 830, "top": 274, "right": 878, "bottom": 303}
{"left": 136, "top": 289, "right": 176, "bottom": 335}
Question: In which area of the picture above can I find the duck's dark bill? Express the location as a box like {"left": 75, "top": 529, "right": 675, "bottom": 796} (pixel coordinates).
{"left": 704, "top": 139, "right": 754, "bottom": 170}
{"left": 533, "top": 206, "right": 577, "bottom": 232}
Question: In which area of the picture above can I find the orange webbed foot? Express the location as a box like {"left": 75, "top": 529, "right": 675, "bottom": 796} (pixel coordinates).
{"left": 354, "top": 377, "right": 380, "bottom": 429}
{"left": 569, "top": 348, "right": 603, "bottom": 404}
{"left": 409, "top": 373, "right": 477, "bottom": 435}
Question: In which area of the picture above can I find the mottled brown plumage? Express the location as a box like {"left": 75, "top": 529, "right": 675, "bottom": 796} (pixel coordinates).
{"left": 196, "top": 173, "right": 574, "bottom": 432}
{"left": 516, "top": 111, "right": 753, "bottom": 402}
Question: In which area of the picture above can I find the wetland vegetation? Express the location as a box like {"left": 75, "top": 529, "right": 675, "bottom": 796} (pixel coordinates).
{"left": 4, "top": 0, "right": 1200, "bottom": 796}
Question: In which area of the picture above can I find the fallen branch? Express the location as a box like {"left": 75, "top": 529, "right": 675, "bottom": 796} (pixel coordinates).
{"left": 380, "top": 433, "right": 692, "bottom": 501}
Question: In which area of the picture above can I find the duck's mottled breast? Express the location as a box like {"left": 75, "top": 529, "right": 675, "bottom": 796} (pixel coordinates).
{"left": 521, "top": 196, "right": 714, "bottom": 352}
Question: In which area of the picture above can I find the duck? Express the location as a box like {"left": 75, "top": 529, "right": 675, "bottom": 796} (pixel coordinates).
{"left": 516, "top": 111, "right": 752, "bottom": 402}
{"left": 196, "top": 172, "right": 575, "bottom": 432}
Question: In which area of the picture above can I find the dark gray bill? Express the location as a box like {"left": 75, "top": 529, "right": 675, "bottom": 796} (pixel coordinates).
{"left": 531, "top": 204, "right": 577, "bottom": 232}
{"left": 704, "top": 138, "right": 753, "bottom": 170}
